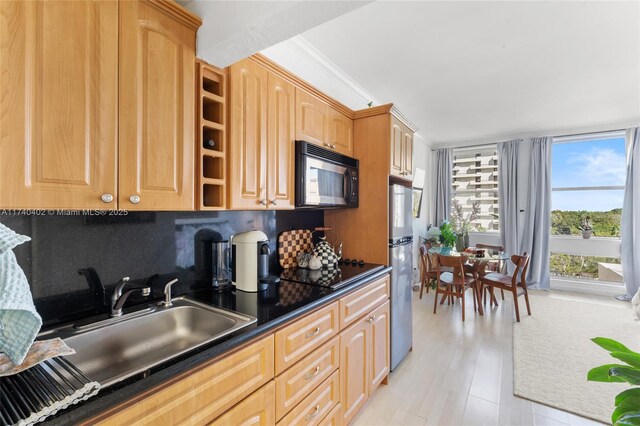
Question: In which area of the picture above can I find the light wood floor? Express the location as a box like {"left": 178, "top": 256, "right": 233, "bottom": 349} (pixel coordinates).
{"left": 353, "top": 288, "right": 609, "bottom": 426}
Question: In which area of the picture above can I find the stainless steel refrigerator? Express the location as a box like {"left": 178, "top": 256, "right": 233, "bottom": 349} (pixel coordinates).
{"left": 389, "top": 184, "right": 413, "bottom": 371}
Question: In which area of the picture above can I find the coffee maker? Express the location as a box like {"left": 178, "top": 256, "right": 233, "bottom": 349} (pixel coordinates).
{"left": 231, "top": 230, "right": 272, "bottom": 292}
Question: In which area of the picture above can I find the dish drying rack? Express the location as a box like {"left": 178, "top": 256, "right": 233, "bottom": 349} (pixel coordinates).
{"left": 1, "top": 357, "right": 99, "bottom": 426}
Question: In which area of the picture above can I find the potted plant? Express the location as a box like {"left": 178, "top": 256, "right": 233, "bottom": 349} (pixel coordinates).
{"left": 587, "top": 337, "right": 640, "bottom": 425}
{"left": 439, "top": 220, "right": 456, "bottom": 255}
{"left": 580, "top": 216, "right": 594, "bottom": 239}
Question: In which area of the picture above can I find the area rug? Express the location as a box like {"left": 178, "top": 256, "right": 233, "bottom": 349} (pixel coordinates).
{"left": 513, "top": 293, "right": 639, "bottom": 424}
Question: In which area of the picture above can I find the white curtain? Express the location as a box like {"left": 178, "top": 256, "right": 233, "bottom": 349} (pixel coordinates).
{"left": 621, "top": 127, "right": 640, "bottom": 299}
{"left": 498, "top": 138, "right": 551, "bottom": 289}
{"left": 498, "top": 140, "right": 521, "bottom": 260}
{"left": 521, "top": 137, "right": 551, "bottom": 289}
{"left": 433, "top": 148, "right": 452, "bottom": 225}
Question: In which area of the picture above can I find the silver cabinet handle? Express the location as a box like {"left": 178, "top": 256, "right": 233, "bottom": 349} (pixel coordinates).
{"left": 324, "top": 143, "right": 331, "bottom": 148}
{"left": 305, "top": 326, "right": 320, "bottom": 338}
{"left": 367, "top": 315, "right": 376, "bottom": 323}
{"left": 129, "top": 195, "right": 140, "bottom": 204}
{"left": 101, "top": 193, "right": 114, "bottom": 203}
{"left": 304, "top": 365, "right": 320, "bottom": 381}
{"left": 271, "top": 199, "right": 277, "bottom": 205}
{"left": 259, "top": 199, "right": 267, "bottom": 205}
{"left": 331, "top": 144, "right": 336, "bottom": 149}
{"left": 305, "top": 405, "right": 321, "bottom": 421}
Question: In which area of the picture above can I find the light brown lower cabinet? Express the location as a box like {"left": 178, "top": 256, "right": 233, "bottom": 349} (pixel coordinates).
{"left": 209, "top": 381, "right": 275, "bottom": 426}
{"left": 92, "top": 335, "right": 274, "bottom": 425}
{"left": 90, "top": 274, "right": 389, "bottom": 426}
{"left": 275, "top": 336, "right": 340, "bottom": 420}
{"left": 340, "top": 300, "right": 390, "bottom": 425}
{"left": 277, "top": 371, "right": 340, "bottom": 426}
{"left": 319, "top": 403, "right": 343, "bottom": 426}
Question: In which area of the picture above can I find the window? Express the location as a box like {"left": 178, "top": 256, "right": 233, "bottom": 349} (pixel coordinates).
{"left": 451, "top": 145, "right": 499, "bottom": 232}
{"left": 550, "top": 131, "right": 626, "bottom": 284}
{"left": 551, "top": 132, "right": 626, "bottom": 238}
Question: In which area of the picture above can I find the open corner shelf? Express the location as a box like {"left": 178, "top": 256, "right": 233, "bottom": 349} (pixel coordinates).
{"left": 196, "top": 60, "right": 226, "bottom": 210}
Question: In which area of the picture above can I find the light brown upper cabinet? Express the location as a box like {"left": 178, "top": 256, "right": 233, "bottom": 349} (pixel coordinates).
{"left": 228, "top": 58, "right": 294, "bottom": 210}
{"left": 389, "top": 115, "right": 413, "bottom": 180}
{"left": 0, "top": 0, "right": 118, "bottom": 209}
{"left": 402, "top": 130, "right": 414, "bottom": 181}
{"left": 295, "top": 89, "right": 329, "bottom": 147}
{"left": 390, "top": 120, "right": 404, "bottom": 178}
{"left": 267, "top": 73, "right": 295, "bottom": 210}
{"left": 296, "top": 89, "right": 354, "bottom": 157}
{"left": 0, "top": 0, "right": 200, "bottom": 210}
{"left": 328, "top": 109, "right": 354, "bottom": 157}
{"left": 119, "top": 0, "right": 198, "bottom": 210}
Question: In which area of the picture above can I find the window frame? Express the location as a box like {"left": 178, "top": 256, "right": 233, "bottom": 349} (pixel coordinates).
{"left": 451, "top": 143, "right": 500, "bottom": 234}
{"left": 550, "top": 130, "right": 626, "bottom": 240}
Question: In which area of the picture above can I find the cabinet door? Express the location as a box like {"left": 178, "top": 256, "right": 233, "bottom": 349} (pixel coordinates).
{"left": 328, "top": 109, "right": 354, "bottom": 157}
{"left": 369, "top": 301, "right": 390, "bottom": 389}
{"left": 295, "top": 89, "right": 329, "bottom": 148}
{"left": 390, "top": 117, "right": 403, "bottom": 178}
{"left": 339, "top": 317, "right": 369, "bottom": 425}
{"left": 228, "top": 59, "right": 268, "bottom": 209}
{"left": 403, "top": 130, "right": 413, "bottom": 180}
{"left": 119, "top": 0, "right": 196, "bottom": 210}
{"left": 0, "top": 0, "right": 118, "bottom": 209}
{"left": 267, "top": 73, "right": 295, "bottom": 210}
{"left": 209, "top": 382, "right": 276, "bottom": 426}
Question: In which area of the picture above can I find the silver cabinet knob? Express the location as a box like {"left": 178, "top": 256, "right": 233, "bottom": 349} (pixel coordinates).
{"left": 259, "top": 199, "right": 267, "bottom": 205}
{"left": 331, "top": 144, "right": 336, "bottom": 149}
{"left": 271, "top": 199, "right": 277, "bottom": 205}
{"left": 129, "top": 195, "right": 141, "bottom": 204}
{"left": 101, "top": 193, "right": 114, "bottom": 203}
{"left": 324, "top": 143, "right": 331, "bottom": 148}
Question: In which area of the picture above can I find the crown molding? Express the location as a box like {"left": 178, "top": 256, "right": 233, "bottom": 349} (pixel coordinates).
{"left": 285, "top": 36, "right": 378, "bottom": 109}
{"left": 353, "top": 104, "right": 393, "bottom": 119}
{"left": 152, "top": 0, "right": 202, "bottom": 30}
{"left": 390, "top": 106, "right": 419, "bottom": 133}
{"left": 251, "top": 54, "right": 354, "bottom": 118}
{"left": 268, "top": 36, "right": 420, "bottom": 132}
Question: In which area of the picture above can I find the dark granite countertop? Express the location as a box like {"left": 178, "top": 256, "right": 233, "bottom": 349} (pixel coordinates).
{"left": 45, "top": 264, "right": 391, "bottom": 425}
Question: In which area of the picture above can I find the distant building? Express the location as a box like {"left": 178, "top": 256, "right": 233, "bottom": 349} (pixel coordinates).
{"left": 452, "top": 146, "right": 500, "bottom": 231}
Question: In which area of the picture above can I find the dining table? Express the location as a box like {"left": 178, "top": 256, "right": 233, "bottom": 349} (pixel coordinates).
{"left": 427, "top": 246, "right": 511, "bottom": 315}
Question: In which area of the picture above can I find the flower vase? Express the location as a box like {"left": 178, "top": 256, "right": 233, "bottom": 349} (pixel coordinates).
{"left": 441, "top": 246, "right": 452, "bottom": 255}
{"left": 455, "top": 234, "right": 465, "bottom": 252}
{"left": 464, "top": 231, "right": 470, "bottom": 249}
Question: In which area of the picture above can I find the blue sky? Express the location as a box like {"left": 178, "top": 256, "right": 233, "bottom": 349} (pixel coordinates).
{"left": 551, "top": 137, "right": 626, "bottom": 211}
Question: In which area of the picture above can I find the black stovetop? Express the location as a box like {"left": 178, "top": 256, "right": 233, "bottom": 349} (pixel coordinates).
{"left": 280, "top": 262, "right": 384, "bottom": 289}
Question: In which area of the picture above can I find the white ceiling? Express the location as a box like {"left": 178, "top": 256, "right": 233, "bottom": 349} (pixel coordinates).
{"left": 299, "top": 1, "right": 640, "bottom": 145}
{"left": 179, "top": 1, "right": 371, "bottom": 67}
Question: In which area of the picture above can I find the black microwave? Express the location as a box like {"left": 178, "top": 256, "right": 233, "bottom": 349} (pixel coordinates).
{"left": 295, "top": 140, "right": 359, "bottom": 209}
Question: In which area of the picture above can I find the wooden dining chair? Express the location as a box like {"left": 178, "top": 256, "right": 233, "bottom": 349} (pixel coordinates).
{"left": 419, "top": 245, "right": 438, "bottom": 298}
{"left": 476, "top": 243, "right": 505, "bottom": 301}
{"left": 434, "top": 254, "right": 478, "bottom": 322}
{"left": 479, "top": 253, "right": 531, "bottom": 322}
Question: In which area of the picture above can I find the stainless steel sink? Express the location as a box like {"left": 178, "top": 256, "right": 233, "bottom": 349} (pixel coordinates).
{"left": 40, "top": 297, "right": 256, "bottom": 387}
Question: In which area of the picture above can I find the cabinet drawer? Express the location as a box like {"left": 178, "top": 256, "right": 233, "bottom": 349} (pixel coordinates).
{"left": 95, "top": 335, "right": 274, "bottom": 425}
{"left": 276, "top": 336, "right": 339, "bottom": 420}
{"left": 275, "top": 302, "right": 339, "bottom": 375}
{"left": 319, "top": 403, "right": 343, "bottom": 426}
{"left": 339, "top": 275, "right": 389, "bottom": 329}
{"left": 209, "top": 381, "right": 275, "bottom": 426}
{"left": 277, "top": 371, "right": 340, "bottom": 426}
